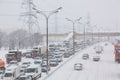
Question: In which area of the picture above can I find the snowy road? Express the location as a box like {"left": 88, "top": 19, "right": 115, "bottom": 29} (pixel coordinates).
{"left": 43, "top": 42, "right": 120, "bottom": 80}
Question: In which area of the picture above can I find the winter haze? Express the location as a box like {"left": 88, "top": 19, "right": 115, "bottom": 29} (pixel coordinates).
{"left": 0, "top": 0, "right": 120, "bottom": 33}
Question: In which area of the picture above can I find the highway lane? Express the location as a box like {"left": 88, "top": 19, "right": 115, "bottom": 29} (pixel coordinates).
{"left": 44, "top": 42, "right": 120, "bottom": 80}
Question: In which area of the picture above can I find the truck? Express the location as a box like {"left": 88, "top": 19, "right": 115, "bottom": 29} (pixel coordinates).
{"left": 114, "top": 44, "right": 120, "bottom": 63}
{"left": 25, "top": 65, "right": 41, "bottom": 80}
{"left": 0, "top": 59, "right": 5, "bottom": 71}
{"left": 6, "top": 50, "right": 22, "bottom": 64}
{"left": 32, "top": 45, "right": 46, "bottom": 58}
{"left": 0, "top": 59, "right": 5, "bottom": 79}
{"left": 3, "top": 65, "right": 21, "bottom": 80}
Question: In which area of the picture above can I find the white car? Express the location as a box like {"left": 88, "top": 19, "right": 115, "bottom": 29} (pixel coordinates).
{"left": 20, "top": 61, "right": 31, "bottom": 74}
{"left": 25, "top": 65, "right": 41, "bottom": 80}
{"left": 41, "top": 60, "right": 50, "bottom": 72}
{"left": 55, "top": 55, "right": 63, "bottom": 62}
{"left": 74, "top": 63, "right": 83, "bottom": 70}
{"left": 34, "top": 59, "right": 42, "bottom": 66}
{"left": 8, "top": 60, "right": 18, "bottom": 65}
{"left": 50, "top": 57, "right": 59, "bottom": 66}
{"left": 7, "top": 60, "right": 19, "bottom": 67}
{"left": 16, "top": 75, "right": 32, "bottom": 80}
{"left": 0, "top": 70, "right": 4, "bottom": 79}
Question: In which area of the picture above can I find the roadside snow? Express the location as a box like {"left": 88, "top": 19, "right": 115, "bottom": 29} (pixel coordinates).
{"left": 42, "top": 42, "right": 120, "bottom": 80}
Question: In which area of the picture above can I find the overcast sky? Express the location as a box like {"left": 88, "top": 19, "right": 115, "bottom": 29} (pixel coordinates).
{"left": 0, "top": 0, "right": 120, "bottom": 33}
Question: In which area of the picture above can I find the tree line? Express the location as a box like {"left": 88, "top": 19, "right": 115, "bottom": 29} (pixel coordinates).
{"left": 0, "top": 29, "right": 43, "bottom": 50}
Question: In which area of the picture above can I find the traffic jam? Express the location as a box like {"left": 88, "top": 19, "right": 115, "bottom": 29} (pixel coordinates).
{"left": 2, "top": 37, "right": 115, "bottom": 80}
{"left": 1, "top": 37, "right": 120, "bottom": 80}
{"left": 0, "top": 36, "right": 106, "bottom": 80}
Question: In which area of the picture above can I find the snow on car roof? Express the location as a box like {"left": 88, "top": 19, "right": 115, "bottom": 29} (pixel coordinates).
{"left": 27, "top": 65, "right": 39, "bottom": 68}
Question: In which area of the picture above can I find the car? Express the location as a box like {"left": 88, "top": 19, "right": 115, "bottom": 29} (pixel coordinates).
{"left": 34, "top": 57, "right": 42, "bottom": 65}
{"left": 16, "top": 75, "right": 32, "bottom": 80}
{"left": 64, "top": 52, "right": 70, "bottom": 58}
{"left": 34, "top": 59, "right": 42, "bottom": 66}
{"left": 24, "top": 65, "right": 41, "bottom": 79}
{"left": 55, "top": 55, "right": 63, "bottom": 62}
{"left": 74, "top": 63, "right": 83, "bottom": 70}
{"left": 82, "top": 54, "right": 89, "bottom": 60}
{"left": 22, "top": 61, "right": 31, "bottom": 67}
{"left": 34, "top": 57, "right": 42, "bottom": 60}
{"left": 7, "top": 60, "right": 18, "bottom": 67}
{"left": 41, "top": 60, "right": 50, "bottom": 72}
{"left": 93, "top": 56, "right": 100, "bottom": 61}
{"left": 20, "top": 61, "right": 31, "bottom": 74}
{"left": 0, "top": 70, "right": 4, "bottom": 79}
{"left": 105, "top": 43, "right": 108, "bottom": 46}
{"left": 50, "top": 57, "right": 59, "bottom": 66}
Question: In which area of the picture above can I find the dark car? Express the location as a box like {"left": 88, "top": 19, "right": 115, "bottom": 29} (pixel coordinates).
{"left": 82, "top": 54, "right": 89, "bottom": 60}
{"left": 93, "top": 56, "right": 100, "bottom": 61}
{"left": 74, "top": 63, "right": 83, "bottom": 70}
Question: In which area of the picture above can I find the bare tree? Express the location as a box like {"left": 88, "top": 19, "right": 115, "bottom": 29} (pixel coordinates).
{"left": 8, "top": 29, "right": 28, "bottom": 49}
{"left": 0, "top": 30, "right": 4, "bottom": 49}
{"left": 32, "top": 32, "right": 43, "bottom": 46}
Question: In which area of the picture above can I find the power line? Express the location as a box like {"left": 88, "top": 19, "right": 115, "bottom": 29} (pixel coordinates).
{"left": 0, "top": 0, "right": 21, "bottom": 4}
{"left": 0, "top": 14, "right": 19, "bottom": 16}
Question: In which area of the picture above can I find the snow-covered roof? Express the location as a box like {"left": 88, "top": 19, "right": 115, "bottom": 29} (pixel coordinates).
{"left": 6, "top": 65, "right": 18, "bottom": 70}
{"left": 64, "top": 32, "right": 73, "bottom": 41}
{"left": 27, "top": 65, "right": 40, "bottom": 68}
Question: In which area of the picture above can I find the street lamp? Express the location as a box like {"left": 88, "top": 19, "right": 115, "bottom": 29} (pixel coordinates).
{"left": 91, "top": 25, "right": 97, "bottom": 44}
{"left": 83, "top": 23, "right": 86, "bottom": 48}
{"left": 33, "top": 7, "right": 62, "bottom": 74}
{"left": 66, "top": 17, "right": 82, "bottom": 55}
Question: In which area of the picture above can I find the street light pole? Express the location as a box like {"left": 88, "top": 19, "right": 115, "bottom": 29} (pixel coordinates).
{"left": 46, "top": 17, "right": 49, "bottom": 74}
{"left": 72, "top": 22, "right": 75, "bottom": 55}
{"left": 33, "top": 7, "right": 62, "bottom": 74}
{"left": 66, "top": 17, "right": 82, "bottom": 55}
{"left": 91, "top": 25, "right": 96, "bottom": 44}
{"left": 83, "top": 24, "right": 86, "bottom": 48}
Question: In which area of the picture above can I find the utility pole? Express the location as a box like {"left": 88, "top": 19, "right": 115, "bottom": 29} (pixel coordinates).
{"left": 21, "top": 0, "right": 38, "bottom": 47}
{"left": 33, "top": 7, "right": 62, "bottom": 74}
{"left": 66, "top": 17, "right": 82, "bottom": 54}
{"left": 54, "top": 13, "right": 58, "bottom": 42}
{"left": 86, "top": 13, "right": 91, "bottom": 43}
{"left": 55, "top": 13, "right": 58, "bottom": 34}
{"left": 28, "top": 0, "right": 32, "bottom": 34}
{"left": 83, "top": 24, "right": 86, "bottom": 48}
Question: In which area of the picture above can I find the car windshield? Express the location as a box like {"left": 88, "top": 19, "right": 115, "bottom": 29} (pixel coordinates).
{"left": 55, "top": 56, "right": 61, "bottom": 58}
{"left": 23, "top": 62, "right": 30, "bottom": 65}
{"left": 26, "top": 68, "right": 35, "bottom": 73}
{"left": 21, "top": 66, "right": 27, "bottom": 68}
{"left": 34, "top": 61, "right": 41, "bottom": 64}
{"left": 75, "top": 63, "right": 82, "bottom": 65}
{"left": 10, "top": 62, "right": 17, "bottom": 64}
{"left": 50, "top": 59, "right": 56, "bottom": 61}
{"left": 42, "top": 63, "right": 47, "bottom": 67}
{"left": 17, "top": 77, "right": 26, "bottom": 80}
{"left": 83, "top": 54, "right": 88, "bottom": 56}
{"left": 4, "top": 73, "right": 12, "bottom": 77}
{"left": 7, "top": 54, "right": 15, "bottom": 56}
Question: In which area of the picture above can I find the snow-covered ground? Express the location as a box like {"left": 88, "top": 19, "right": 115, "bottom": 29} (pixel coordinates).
{"left": 1, "top": 42, "right": 120, "bottom": 80}
{"left": 40, "top": 42, "right": 120, "bottom": 80}
{"left": 0, "top": 50, "right": 8, "bottom": 66}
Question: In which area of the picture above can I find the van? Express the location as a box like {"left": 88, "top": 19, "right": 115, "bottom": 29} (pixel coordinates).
{"left": 25, "top": 65, "right": 41, "bottom": 80}
{"left": 3, "top": 65, "right": 20, "bottom": 80}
